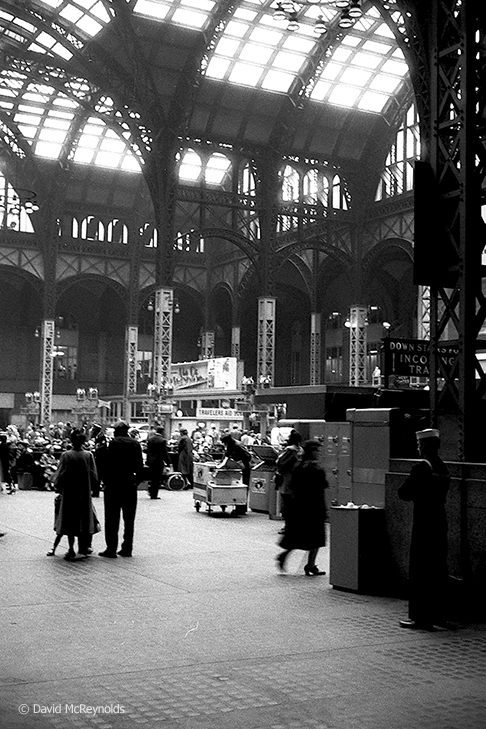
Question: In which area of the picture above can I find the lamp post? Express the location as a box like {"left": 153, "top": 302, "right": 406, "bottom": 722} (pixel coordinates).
{"left": 72, "top": 387, "right": 99, "bottom": 428}
{"left": 21, "top": 391, "right": 41, "bottom": 426}
{"left": 144, "top": 381, "right": 174, "bottom": 431}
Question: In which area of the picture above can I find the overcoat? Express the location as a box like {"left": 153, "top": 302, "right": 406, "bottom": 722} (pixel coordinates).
{"left": 54, "top": 449, "right": 99, "bottom": 536}
{"left": 279, "top": 460, "right": 329, "bottom": 551}
{"left": 398, "top": 456, "right": 450, "bottom": 624}
{"left": 177, "top": 435, "right": 194, "bottom": 476}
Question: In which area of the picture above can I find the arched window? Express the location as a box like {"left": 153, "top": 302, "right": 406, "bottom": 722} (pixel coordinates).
{"left": 107, "top": 218, "right": 128, "bottom": 244}
{"left": 205, "top": 152, "right": 232, "bottom": 189}
{"left": 140, "top": 222, "right": 158, "bottom": 248}
{"left": 281, "top": 164, "right": 300, "bottom": 201}
{"left": 332, "top": 175, "right": 341, "bottom": 209}
{"left": 376, "top": 103, "right": 420, "bottom": 201}
{"left": 0, "top": 173, "right": 37, "bottom": 232}
{"left": 80, "top": 215, "right": 104, "bottom": 241}
{"left": 178, "top": 148, "right": 202, "bottom": 183}
{"left": 303, "top": 169, "right": 318, "bottom": 203}
{"left": 238, "top": 161, "right": 256, "bottom": 196}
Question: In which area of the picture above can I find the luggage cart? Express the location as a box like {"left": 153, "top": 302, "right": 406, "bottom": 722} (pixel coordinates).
{"left": 193, "top": 457, "right": 248, "bottom": 515}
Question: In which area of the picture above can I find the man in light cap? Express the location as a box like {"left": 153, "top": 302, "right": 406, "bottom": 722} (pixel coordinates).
{"left": 398, "top": 428, "right": 452, "bottom": 630}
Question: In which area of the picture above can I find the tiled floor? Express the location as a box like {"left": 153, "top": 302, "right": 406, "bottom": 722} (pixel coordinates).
{"left": 1, "top": 488, "right": 484, "bottom": 729}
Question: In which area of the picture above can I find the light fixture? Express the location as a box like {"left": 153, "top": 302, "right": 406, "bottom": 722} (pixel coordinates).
{"left": 271, "top": 1, "right": 361, "bottom": 34}
{"left": 348, "top": 0, "right": 362, "bottom": 18}
{"left": 338, "top": 9, "right": 353, "bottom": 28}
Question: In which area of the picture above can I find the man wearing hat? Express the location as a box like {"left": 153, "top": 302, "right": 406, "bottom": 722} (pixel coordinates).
{"left": 398, "top": 429, "right": 451, "bottom": 630}
{"left": 99, "top": 421, "right": 144, "bottom": 558}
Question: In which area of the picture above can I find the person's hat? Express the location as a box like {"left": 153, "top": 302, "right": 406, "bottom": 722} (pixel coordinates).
{"left": 416, "top": 428, "right": 440, "bottom": 441}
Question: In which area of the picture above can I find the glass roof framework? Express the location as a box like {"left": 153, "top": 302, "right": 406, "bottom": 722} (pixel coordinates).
{"left": 0, "top": 0, "right": 412, "bottom": 176}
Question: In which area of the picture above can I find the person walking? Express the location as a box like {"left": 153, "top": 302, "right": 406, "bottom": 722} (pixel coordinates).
{"left": 276, "top": 440, "right": 329, "bottom": 576}
{"left": 99, "top": 421, "right": 144, "bottom": 558}
{"left": 274, "top": 429, "right": 303, "bottom": 534}
{"left": 177, "top": 429, "right": 194, "bottom": 489}
{"left": 53, "top": 429, "right": 100, "bottom": 560}
{"left": 146, "top": 426, "right": 172, "bottom": 499}
{"left": 398, "top": 428, "right": 452, "bottom": 630}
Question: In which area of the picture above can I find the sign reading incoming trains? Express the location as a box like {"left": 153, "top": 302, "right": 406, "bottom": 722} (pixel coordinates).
{"left": 383, "top": 338, "right": 459, "bottom": 379}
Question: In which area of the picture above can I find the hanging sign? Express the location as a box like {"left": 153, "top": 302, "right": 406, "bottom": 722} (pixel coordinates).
{"left": 383, "top": 338, "right": 459, "bottom": 378}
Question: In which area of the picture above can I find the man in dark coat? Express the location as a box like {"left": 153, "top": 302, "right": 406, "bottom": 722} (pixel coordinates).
{"left": 177, "top": 429, "right": 194, "bottom": 488}
{"left": 99, "top": 421, "right": 144, "bottom": 558}
{"left": 398, "top": 428, "right": 451, "bottom": 630}
{"left": 146, "top": 426, "right": 172, "bottom": 499}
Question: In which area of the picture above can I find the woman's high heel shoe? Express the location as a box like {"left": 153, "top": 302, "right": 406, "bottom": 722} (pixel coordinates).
{"left": 304, "top": 564, "right": 326, "bottom": 576}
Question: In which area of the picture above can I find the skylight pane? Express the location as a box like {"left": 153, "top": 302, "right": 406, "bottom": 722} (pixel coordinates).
{"left": 351, "top": 52, "right": 382, "bottom": 70}
{"left": 381, "top": 59, "right": 408, "bottom": 76}
{"left": 133, "top": 0, "right": 169, "bottom": 20}
{"left": 229, "top": 63, "right": 262, "bottom": 87}
{"left": 214, "top": 38, "right": 240, "bottom": 57}
{"left": 53, "top": 43, "right": 73, "bottom": 60}
{"left": 78, "top": 134, "right": 98, "bottom": 148}
{"left": 250, "top": 27, "right": 283, "bottom": 45}
{"left": 73, "top": 147, "right": 95, "bottom": 163}
{"left": 375, "top": 23, "right": 395, "bottom": 38}
{"left": 310, "top": 80, "right": 332, "bottom": 101}
{"left": 261, "top": 70, "right": 293, "bottom": 93}
{"left": 172, "top": 8, "right": 206, "bottom": 29}
{"left": 77, "top": 16, "right": 103, "bottom": 36}
{"left": 36, "top": 31, "right": 56, "bottom": 48}
{"left": 362, "top": 40, "right": 391, "bottom": 55}
{"left": 272, "top": 51, "right": 305, "bottom": 74}
{"left": 225, "top": 21, "right": 250, "bottom": 39}
{"left": 121, "top": 156, "right": 142, "bottom": 172}
{"left": 95, "top": 151, "right": 121, "bottom": 168}
{"left": 340, "top": 68, "right": 372, "bottom": 86}
{"left": 370, "top": 75, "right": 400, "bottom": 93}
{"left": 91, "top": 1, "right": 111, "bottom": 23}
{"left": 60, "top": 5, "right": 83, "bottom": 22}
{"left": 328, "top": 86, "right": 361, "bottom": 108}
{"left": 206, "top": 57, "right": 231, "bottom": 79}
{"left": 35, "top": 141, "right": 62, "bottom": 158}
{"left": 358, "top": 91, "right": 388, "bottom": 113}
{"left": 240, "top": 44, "right": 273, "bottom": 64}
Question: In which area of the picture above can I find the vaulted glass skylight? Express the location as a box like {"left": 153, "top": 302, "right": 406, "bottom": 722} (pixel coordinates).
{"left": 0, "top": 1, "right": 111, "bottom": 60}
{"left": 134, "top": 0, "right": 216, "bottom": 30}
{"left": 310, "top": 5, "right": 409, "bottom": 113}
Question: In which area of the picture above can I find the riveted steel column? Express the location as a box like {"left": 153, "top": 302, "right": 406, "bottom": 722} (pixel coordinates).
{"left": 200, "top": 331, "right": 215, "bottom": 360}
{"left": 231, "top": 325, "right": 241, "bottom": 360}
{"left": 257, "top": 297, "right": 276, "bottom": 387}
{"left": 123, "top": 325, "right": 138, "bottom": 421}
{"left": 40, "top": 319, "right": 55, "bottom": 426}
{"left": 153, "top": 288, "right": 173, "bottom": 391}
{"left": 310, "top": 312, "right": 322, "bottom": 385}
{"left": 349, "top": 305, "right": 367, "bottom": 387}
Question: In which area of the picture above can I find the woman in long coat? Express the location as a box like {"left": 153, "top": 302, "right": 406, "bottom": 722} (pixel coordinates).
{"left": 54, "top": 429, "right": 99, "bottom": 560}
{"left": 276, "top": 439, "right": 329, "bottom": 575}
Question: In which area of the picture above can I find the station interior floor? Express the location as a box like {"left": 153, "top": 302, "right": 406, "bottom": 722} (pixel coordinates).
{"left": 1, "top": 486, "right": 485, "bottom": 729}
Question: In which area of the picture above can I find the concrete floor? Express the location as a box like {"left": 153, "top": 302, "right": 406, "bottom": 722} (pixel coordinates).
{"left": 1, "top": 488, "right": 485, "bottom": 729}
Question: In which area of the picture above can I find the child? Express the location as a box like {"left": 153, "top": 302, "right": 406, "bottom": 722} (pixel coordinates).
{"left": 47, "top": 494, "right": 63, "bottom": 556}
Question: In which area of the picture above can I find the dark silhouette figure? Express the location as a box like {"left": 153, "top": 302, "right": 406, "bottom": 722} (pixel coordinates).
{"left": 398, "top": 428, "right": 451, "bottom": 630}
{"left": 146, "top": 426, "right": 171, "bottom": 499}
{"left": 99, "top": 421, "right": 144, "bottom": 558}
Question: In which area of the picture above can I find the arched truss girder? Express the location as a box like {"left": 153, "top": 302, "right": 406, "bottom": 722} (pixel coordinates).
{"left": 56, "top": 272, "right": 127, "bottom": 306}
{"left": 361, "top": 236, "right": 414, "bottom": 275}
{"left": 0, "top": 263, "right": 43, "bottom": 297}
{"left": 192, "top": 227, "right": 260, "bottom": 265}
{"left": 275, "top": 238, "right": 353, "bottom": 273}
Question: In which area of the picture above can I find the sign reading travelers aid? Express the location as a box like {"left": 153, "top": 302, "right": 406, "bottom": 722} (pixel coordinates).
{"left": 383, "top": 338, "right": 459, "bottom": 378}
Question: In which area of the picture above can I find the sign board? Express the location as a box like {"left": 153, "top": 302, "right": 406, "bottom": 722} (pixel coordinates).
{"left": 196, "top": 407, "right": 242, "bottom": 419}
{"left": 383, "top": 338, "right": 459, "bottom": 379}
{"left": 171, "top": 357, "right": 237, "bottom": 391}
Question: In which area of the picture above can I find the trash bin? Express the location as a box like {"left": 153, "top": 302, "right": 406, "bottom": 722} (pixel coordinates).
{"left": 249, "top": 445, "right": 279, "bottom": 513}
{"left": 329, "top": 505, "right": 386, "bottom": 593}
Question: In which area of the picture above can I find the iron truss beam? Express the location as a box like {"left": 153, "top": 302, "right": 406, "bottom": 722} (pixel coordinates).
{"left": 428, "top": 0, "right": 486, "bottom": 460}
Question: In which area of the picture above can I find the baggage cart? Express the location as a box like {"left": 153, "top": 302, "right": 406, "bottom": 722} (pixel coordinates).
{"left": 193, "top": 457, "right": 247, "bottom": 515}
